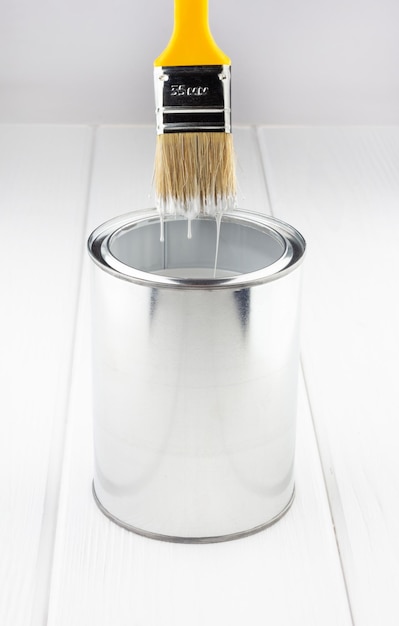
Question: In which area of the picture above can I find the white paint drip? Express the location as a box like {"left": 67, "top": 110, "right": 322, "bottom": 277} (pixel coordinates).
{"left": 213, "top": 213, "right": 222, "bottom": 278}
{"left": 156, "top": 194, "right": 236, "bottom": 243}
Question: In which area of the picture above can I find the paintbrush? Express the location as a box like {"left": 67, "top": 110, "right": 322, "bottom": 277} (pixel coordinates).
{"left": 153, "top": 0, "right": 236, "bottom": 228}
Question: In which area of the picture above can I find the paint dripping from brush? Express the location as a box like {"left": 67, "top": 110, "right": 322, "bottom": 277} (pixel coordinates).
{"left": 213, "top": 213, "right": 222, "bottom": 278}
{"left": 159, "top": 212, "right": 165, "bottom": 243}
{"left": 187, "top": 218, "right": 192, "bottom": 240}
{"left": 156, "top": 196, "right": 235, "bottom": 275}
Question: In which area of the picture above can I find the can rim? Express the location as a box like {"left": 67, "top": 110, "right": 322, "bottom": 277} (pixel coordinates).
{"left": 87, "top": 209, "right": 306, "bottom": 289}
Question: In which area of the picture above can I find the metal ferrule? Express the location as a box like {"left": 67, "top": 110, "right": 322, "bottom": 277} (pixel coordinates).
{"left": 154, "top": 64, "right": 231, "bottom": 134}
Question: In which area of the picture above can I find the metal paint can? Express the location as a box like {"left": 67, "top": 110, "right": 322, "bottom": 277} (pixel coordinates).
{"left": 88, "top": 209, "right": 306, "bottom": 542}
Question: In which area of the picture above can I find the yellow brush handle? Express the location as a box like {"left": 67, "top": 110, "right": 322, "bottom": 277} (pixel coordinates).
{"left": 154, "top": 0, "right": 230, "bottom": 67}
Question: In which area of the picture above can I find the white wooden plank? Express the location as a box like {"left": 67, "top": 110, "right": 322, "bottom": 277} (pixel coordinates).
{"left": 234, "top": 126, "right": 272, "bottom": 213}
{"left": 258, "top": 126, "right": 399, "bottom": 626}
{"left": 47, "top": 126, "right": 352, "bottom": 625}
{"left": 0, "top": 125, "right": 93, "bottom": 625}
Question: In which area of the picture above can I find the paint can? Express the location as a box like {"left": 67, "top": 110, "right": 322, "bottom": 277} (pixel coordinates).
{"left": 88, "top": 209, "right": 306, "bottom": 542}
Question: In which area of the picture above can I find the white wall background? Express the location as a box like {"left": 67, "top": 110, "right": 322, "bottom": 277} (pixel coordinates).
{"left": 0, "top": 0, "right": 398, "bottom": 125}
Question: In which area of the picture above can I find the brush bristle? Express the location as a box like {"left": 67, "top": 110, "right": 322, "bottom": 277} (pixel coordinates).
{"left": 154, "top": 132, "right": 236, "bottom": 219}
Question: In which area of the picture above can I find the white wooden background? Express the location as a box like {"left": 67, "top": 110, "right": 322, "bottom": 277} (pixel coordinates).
{"left": 1, "top": 125, "right": 398, "bottom": 626}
